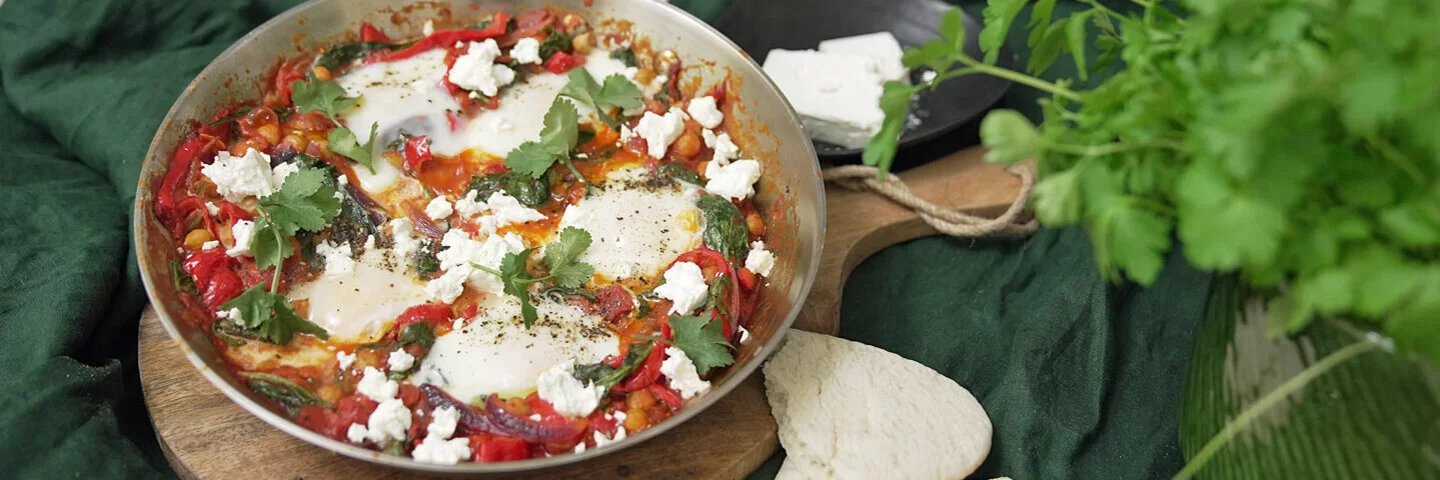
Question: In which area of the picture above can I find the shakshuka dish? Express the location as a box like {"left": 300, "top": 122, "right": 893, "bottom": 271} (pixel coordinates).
{"left": 153, "top": 7, "right": 773, "bottom": 464}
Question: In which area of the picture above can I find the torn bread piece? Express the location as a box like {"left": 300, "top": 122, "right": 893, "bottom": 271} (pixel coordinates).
{"left": 764, "top": 330, "right": 992, "bottom": 479}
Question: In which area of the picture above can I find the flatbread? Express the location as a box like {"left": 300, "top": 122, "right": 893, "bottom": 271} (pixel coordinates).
{"left": 763, "top": 330, "right": 992, "bottom": 479}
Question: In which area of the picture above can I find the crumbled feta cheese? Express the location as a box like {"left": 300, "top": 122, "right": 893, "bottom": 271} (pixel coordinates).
{"left": 365, "top": 398, "right": 412, "bottom": 444}
{"left": 204, "top": 201, "right": 220, "bottom": 216}
{"left": 659, "top": 348, "right": 711, "bottom": 399}
{"left": 453, "top": 190, "right": 485, "bottom": 217}
{"left": 739, "top": 326, "right": 753, "bottom": 345}
{"left": 363, "top": 234, "right": 375, "bottom": 250}
{"left": 426, "top": 265, "right": 471, "bottom": 303}
{"left": 427, "top": 406, "right": 460, "bottom": 439}
{"left": 337, "top": 174, "right": 349, "bottom": 186}
{"left": 271, "top": 162, "right": 299, "bottom": 184}
{"left": 574, "top": 442, "right": 587, "bottom": 454}
{"left": 702, "top": 130, "right": 740, "bottom": 163}
{"left": 686, "top": 96, "right": 724, "bottom": 129}
{"left": 356, "top": 366, "right": 399, "bottom": 402}
{"left": 434, "top": 229, "right": 526, "bottom": 294}
{"left": 227, "top": 220, "right": 256, "bottom": 258}
{"left": 201, "top": 148, "right": 279, "bottom": 202}
{"left": 388, "top": 218, "right": 422, "bottom": 258}
{"left": 316, "top": 241, "right": 355, "bottom": 277}
{"left": 593, "top": 426, "right": 627, "bottom": 448}
{"left": 536, "top": 362, "right": 605, "bottom": 417}
{"left": 336, "top": 351, "right": 357, "bottom": 370}
{"left": 448, "top": 39, "right": 516, "bottom": 96}
{"left": 388, "top": 349, "right": 415, "bottom": 372}
{"left": 422, "top": 19, "right": 435, "bottom": 36}
{"left": 201, "top": 240, "right": 219, "bottom": 251}
{"left": 745, "top": 240, "right": 775, "bottom": 277}
{"left": 425, "top": 196, "right": 453, "bottom": 220}
{"left": 412, "top": 435, "right": 470, "bottom": 465}
{"left": 480, "top": 192, "right": 547, "bottom": 230}
{"left": 654, "top": 262, "right": 708, "bottom": 314}
{"left": 511, "top": 37, "right": 542, "bottom": 64}
{"left": 346, "top": 423, "right": 368, "bottom": 444}
{"left": 704, "top": 159, "right": 762, "bottom": 200}
{"left": 215, "top": 307, "right": 243, "bottom": 326}
{"left": 619, "top": 125, "right": 635, "bottom": 144}
{"left": 530, "top": 414, "right": 543, "bottom": 421}
{"left": 633, "top": 108, "right": 687, "bottom": 158}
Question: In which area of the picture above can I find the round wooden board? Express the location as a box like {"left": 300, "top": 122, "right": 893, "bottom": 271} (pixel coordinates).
{"left": 140, "top": 146, "right": 1021, "bottom": 479}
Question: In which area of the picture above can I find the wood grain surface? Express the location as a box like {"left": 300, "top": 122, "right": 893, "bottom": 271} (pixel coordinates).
{"left": 139, "top": 146, "right": 1022, "bottom": 479}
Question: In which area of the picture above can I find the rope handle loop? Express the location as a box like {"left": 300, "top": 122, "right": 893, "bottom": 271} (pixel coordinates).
{"left": 821, "top": 164, "right": 1039, "bottom": 237}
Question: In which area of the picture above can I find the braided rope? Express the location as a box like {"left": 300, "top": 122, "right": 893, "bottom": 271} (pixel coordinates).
{"left": 821, "top": 164, "right": 1039, "bottom": 237}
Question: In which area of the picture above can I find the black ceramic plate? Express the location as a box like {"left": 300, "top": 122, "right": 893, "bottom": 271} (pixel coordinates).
{"left": 712, "top": 0, "right": 1015, "bottom": 160}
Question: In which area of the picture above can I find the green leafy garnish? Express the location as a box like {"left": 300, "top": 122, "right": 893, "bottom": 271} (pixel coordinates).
{"left": 399, "top": 323, "right": 436, "bottom": 349}
{"left": 469, "top": 171, "right": 551, "bottom": 208}
{"left": 876, "top": 1, "right": 1440, "bottom": 365}
{"left": 326, "top": 123, "right": 378, "bottom": 172}
{"left": 217, "top": 167, "right": 340, "bottom": 346}
{"left": 573, "top": 342, "right": 653, "bottom": 390}
{"left": 206, "top": 107, "right": 254, "bottom": 127}
{"left": 220, "top": 284, "right": 329, "bottom": 345}
{"left": 505, "top": 97, "right": 587, "bottom": 182}
{"left": 537, "top": 28, "right": 572, "bottom": 60}
{"left": 240, "top": 372, "right": 331, "bottom": 415}
{"left": 696, "top": 194, "right": 750, "bottom": 260}
{"left": 560, "top": 69, "right": 644, "bottom": 128}
{"left": 172, "top": 260, "right": 198, "bottom": 296}
{"left": 312, "top": 41, "right": 412, "bottom": 73}
{"left": 412, "top": 245, "right": 441, "bottom": 277}
{"left": 657, "top": 313, "right": 734, "bottom": 374}
{"left": 610, "top": 48, "right": 639, "bottom": 68}
{"left": 473, "top": 227, "right": 596, "bottom": 328}
{"left": 290, "top": 78, "right": 356, "bottom": 120}
{"left": 656, "top": 162, "right": 702, "bottom": 186}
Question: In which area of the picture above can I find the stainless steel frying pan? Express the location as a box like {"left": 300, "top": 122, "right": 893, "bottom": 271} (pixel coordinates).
{"left": 133, "top": 0, "right": 823, "bottom": 473}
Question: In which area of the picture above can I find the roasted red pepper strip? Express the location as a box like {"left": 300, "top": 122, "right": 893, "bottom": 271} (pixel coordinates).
{"left": 403, "top": 135, "right": 433, "bottom": 172}
{"left": 470, "top": 436, "right": 531, "bottom": 463}
{"left": 544, "top": 50, "right": 585, "bottom": 74}
{"left": 382, "top": 13, "right": 512, "bottom": 62}
{"left": 670, "top": 247, "right": 741, "bottom": 337}
{"left": 155, "top": 133, "right": 220, "bottom": 235}
{"left": 649, "top": 383, "right": 683, "bottom": 408}
{"left": 359, "top": 22, "right": 391, "bottom": 43}
{"left": 173, "top": 196, "right": 220, "bottom": 239}
{"left": 612, "top": 344, "right": 665, "bottom": 393}
{"left": 385, "top": 303, "right": 454, "bottom": 342}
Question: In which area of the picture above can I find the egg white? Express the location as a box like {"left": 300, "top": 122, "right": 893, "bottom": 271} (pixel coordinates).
{"left": 286, "top": 248, "right": 430, "bottom": 343}
{"left": 558, "top": 167, "right": 703, "bottom": 281}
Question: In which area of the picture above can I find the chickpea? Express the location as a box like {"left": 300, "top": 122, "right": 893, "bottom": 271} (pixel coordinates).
{"left": 183, "top": 229, "right": 213, "bottom": 250}
{"left": 746, "top": 212, "right": 766, "bottom": 236}
{"left": 571, "top": 32, "right": 593, "bottom": 55}
{"left": 257, "top": 124, "right": 281, "bottom": 145}
{"left": 311, "top": 66, "right": 333, "bottom": 81}
{"left": 626, "top": 389, "right": 656, "bottom": 411}
{"left": 696, "top": 161, "right": 710, "bottom": 178}
{"left": 623, "top": 408, "right": 649, "bottom": 431}
{"left": 672, "top": 131, "right": 701, "bottom": 158}
{"left": 315, "top": 384, "right": 342, "bottom": 403}
{"left": 560, "top": 13, "right": 588, "bottom": 31}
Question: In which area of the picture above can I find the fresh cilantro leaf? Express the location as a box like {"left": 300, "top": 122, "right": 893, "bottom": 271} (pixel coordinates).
{"left": 505, "top": 141, "right": 560, "bottom": 179}
{"left": 248, "top": 217, "right": 293, "bottom": 272}
{"left": 312, "top": 41, "right": 412, "bottom": 73}
{"left": 596, "top": 74, "right": 644, "bottom": 113}
{"left": 560, "top": 69, "right": 601, "bottom": 110}
{"left": 399, "top": 323, "right": 436, "bottom": 349}
{"left": 540, "top": 97, "right": 580, "bottom": 155}
{"left": 290, "top": 78, "right": 356, "bottom": 120}
{"left": 505, "top": 97, "right": 581, "bottom": 179}
{"left": 574, "top": 342, "right": 652, "bottom": 390}
{"left": 860, "top": 82, "right": 915, "bottom": 177}
{"left": 172, "top": 260, "right": 198, "bottom": 296}
{"left": 327, "top": 124, "right": 378, "bottom": 172}
{"left": 221, "top": 284, "right": 329, "bottom": 345}
{"left": 543, "top": 227, "right": 594, "bottom": 288}
{"left": 537, "top": 28, "right": 572, "bottom": 60}
{"left": 977, "top": 0, "right": 1026, "bottom": 65}
{"left": 980, "top": 109, "right": 1043, "bottom": 165}
{"left": 666, "top": 313, "right": 734, "bottom": 374}
{"left": 258, "top": 168, "right": 341, "bottom": 235}
{"left": 696, "top": 194, "right": 750, "bottom": 260}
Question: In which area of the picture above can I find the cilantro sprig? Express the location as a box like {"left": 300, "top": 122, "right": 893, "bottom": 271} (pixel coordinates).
{"left": 870, "top": 1, "right": 1440, "bottom": 366}
{"left": 290, "top": 76, "right": 376, "bottom": 172}
{"left": 560, "top": 69, "right": 643, "bottom": 128}
{"left": 473, "top": 227, "right": 596, "bottom": 328}
{"left": 504, "top": 97, "right": 587, "bottom": 183}
{"left": 219, "top": 167, "right": 339, "bottom": 345}
{"left": 637, "top": 313, "right": 734, "bottom": 374}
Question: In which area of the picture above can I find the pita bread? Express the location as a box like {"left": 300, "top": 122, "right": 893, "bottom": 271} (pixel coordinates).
{"left": 764, "top": 330, "right": 991, "bottom": 479}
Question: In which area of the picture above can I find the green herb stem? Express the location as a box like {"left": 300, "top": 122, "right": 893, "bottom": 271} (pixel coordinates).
{"left": 1048, "top": 139, "right": 1186, "bottom": 157}
{"left": 264, "top": 211, "right": 283, "bottom": 295}
{"left": 1366, "top": 134, "right": 1425, "bottom": 185}
{"left": 940, "top": 62, "right": 1084, "bottom": 101}
{"left": 1172, "top": 338, "right": 1381, "bottom": 480}
{"left": 560, "top": 157, "right": 590, "bottom": 186}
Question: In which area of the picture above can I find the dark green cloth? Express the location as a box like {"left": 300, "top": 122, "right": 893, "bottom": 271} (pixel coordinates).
{"left": 0, "top": 0, "right": 1208, "bottom": 479}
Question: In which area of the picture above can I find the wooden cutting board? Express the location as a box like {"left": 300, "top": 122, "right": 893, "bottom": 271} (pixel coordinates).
{"left": 138, "top": 146, "right": 1024, "bottom": 479}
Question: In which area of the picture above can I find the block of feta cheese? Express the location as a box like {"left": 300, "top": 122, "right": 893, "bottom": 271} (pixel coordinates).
{"left": 818, "top": 32, "right": 909, "bottom": 83}
{"left": 762, "top": 49, "right": 886, "bottom": 149}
